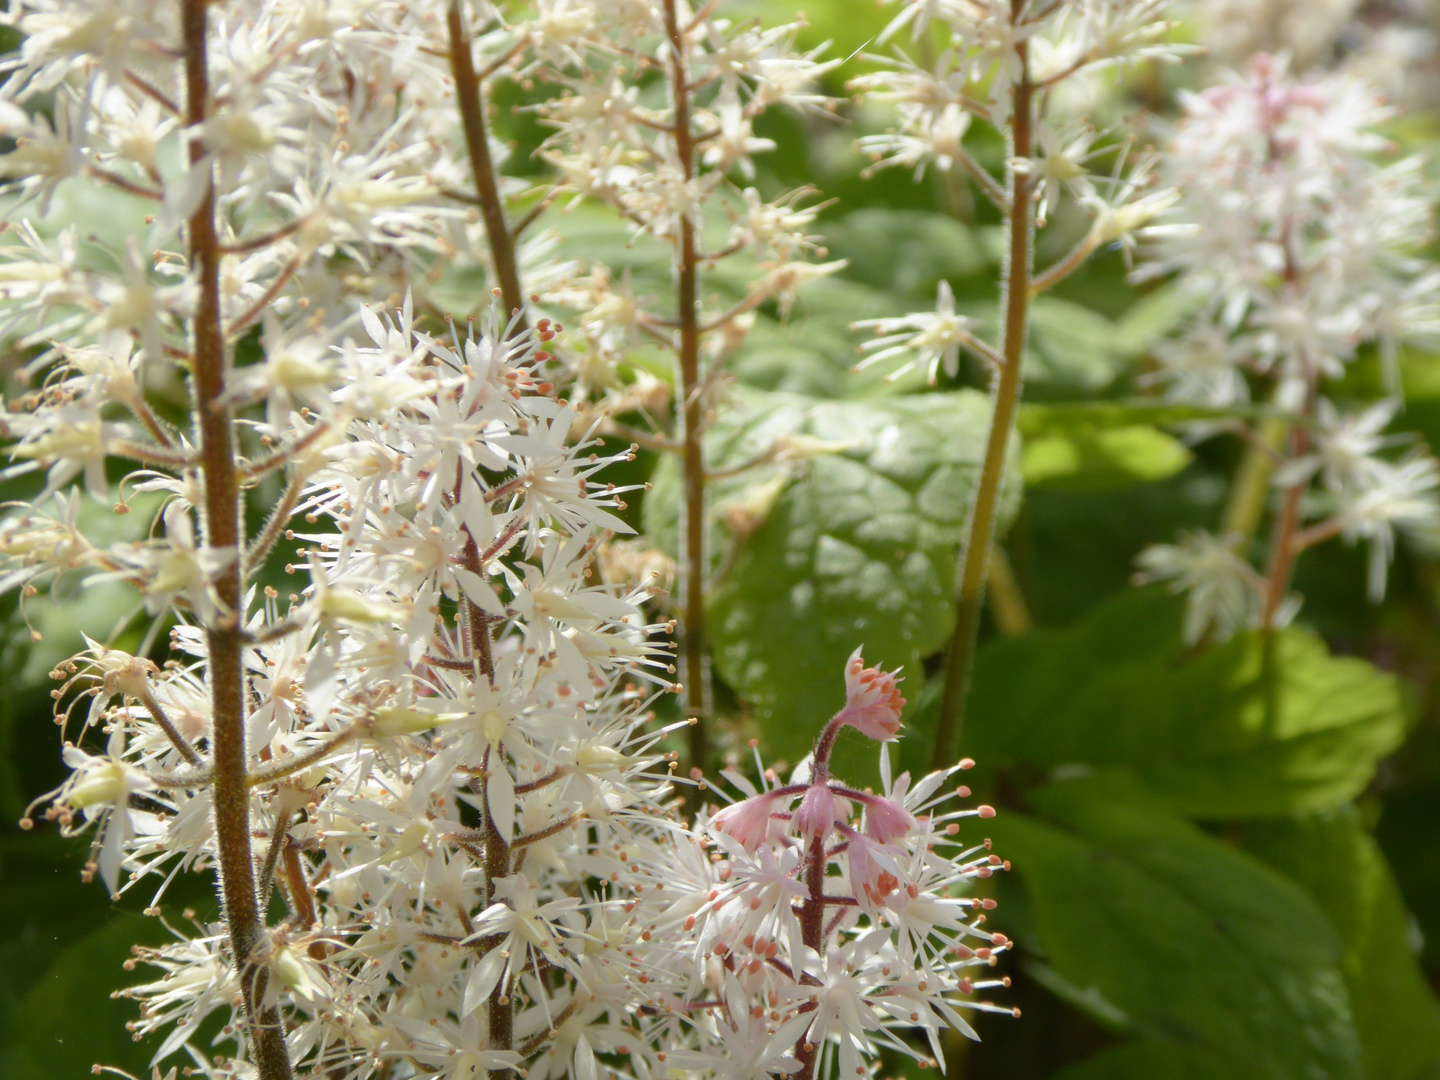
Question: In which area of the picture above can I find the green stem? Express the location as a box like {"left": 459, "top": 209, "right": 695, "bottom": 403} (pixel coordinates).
{"left": 987, "top": 545, "right": 1032, "bottom": 637}
{"left": 932, "top": 9, "right": 1034, "bottom": 772}
{"left": 1220, "top": 415, "right": 1288, "bottom": 546}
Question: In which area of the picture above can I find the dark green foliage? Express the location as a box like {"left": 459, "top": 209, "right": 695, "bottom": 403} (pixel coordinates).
{"left": 991, "top": 775, "right": 1363, "bottom": 1080}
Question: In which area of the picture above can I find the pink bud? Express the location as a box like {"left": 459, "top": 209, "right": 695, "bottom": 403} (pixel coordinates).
{"left": 793, "top": 782, "right": 847, "bottom": 841}
{"left": 711, "top": 792, "right": 778, "bottom": 852}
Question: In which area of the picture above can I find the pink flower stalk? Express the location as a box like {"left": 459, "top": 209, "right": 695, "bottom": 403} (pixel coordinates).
{"left": 690, "top": 647, "right": 1012, "bottom": 1077}
{"left": 831, "top": 647, "right": 905, "bottom": 741}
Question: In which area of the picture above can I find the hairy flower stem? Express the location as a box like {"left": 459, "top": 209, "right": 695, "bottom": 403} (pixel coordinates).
{"left": 444, "top": 8, "right": 522, "bottom": 1039}
{"left": 794, "top": 831, "right": 828, "bottom": 1080}
{"left": 446, "top": 1, "right": 527, "bottom": 332}
{"left": 182, "top": 2, "right": 291, "bottom": 1077}
{"left": 1256, "top": 333, "right": 1318, "bottom": 730}
{"left": 791, "top": 722, "right": 842, "bottom": 1080}
{"left": 663, "top": 0, "right": 710, "bottom": 772}
{"left": 933, "top": 11, "right": 1034, "bottom": 772}
{"left": 481, "top": 748, "right": 515, "bottom": 1069}
{"left": 458, "top": 509, "right": 508, "bottom": 1060}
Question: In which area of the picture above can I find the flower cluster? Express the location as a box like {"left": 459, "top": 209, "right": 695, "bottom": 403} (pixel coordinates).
{"left": 0, "top": 2, "right": 1010, "bottom": 1078}
{"left": 521, "top": 1, "right": 848, "bottom": 734}
{"left": 15, "top": 293, "right": 692, "bottom": 1077}
{"left": 664, "top": 649, "right": 1013, "bottom": 1078}
{"left": 847, "top": 0, "right": 1192, "bottom": 385}
{"left": 1135, "top": 54, "right": 1440, "bottom": 638}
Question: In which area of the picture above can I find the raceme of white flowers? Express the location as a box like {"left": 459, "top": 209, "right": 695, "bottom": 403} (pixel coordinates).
{"left": 848, "top": 0, "right": 1194, "bottom": 386}
{"left": 0, "top": 1, "right": 1025, "bottom": 1078}
{"left": 1134, "top": 54, "right": 1440, "bottom": 642}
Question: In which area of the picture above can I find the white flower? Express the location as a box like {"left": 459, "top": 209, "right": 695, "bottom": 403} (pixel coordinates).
{"left": 1337, "top": 454, "right": 1440, "bottom": 600}
{"left": 851, "top": 281, "right": 981, "bottom": 384}
{"left": 1276, "top": 398, "right": 1401, "bottom": 495}
{"left": 1135, "top": 531, "right": 1266, "bottom": 644}
{"left": 23, "top": 727, "right": 157, "bottom": 894}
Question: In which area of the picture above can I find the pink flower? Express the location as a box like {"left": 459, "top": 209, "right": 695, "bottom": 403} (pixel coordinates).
{"left": 861, "top": 794, "right": 915, "bottom": 844}
{"left": 711, "top": 792, "right": 779, "bottom": 852}
{"left": 844, "top": 830, "right": 901, "bottom": 908}
{"left": 832, "top": 647, "right": 905, "bottom": 741}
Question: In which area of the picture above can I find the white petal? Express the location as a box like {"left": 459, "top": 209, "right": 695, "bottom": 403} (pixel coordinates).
{"left": 461, "top": 946, "right": 507, "bottom": 1016}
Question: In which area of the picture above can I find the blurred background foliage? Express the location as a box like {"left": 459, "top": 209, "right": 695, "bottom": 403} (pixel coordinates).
{"left": 5, "top": 2, "right": 1440, "bottom": 1079}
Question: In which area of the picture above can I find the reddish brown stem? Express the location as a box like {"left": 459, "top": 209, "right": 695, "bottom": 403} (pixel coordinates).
{"left": 662, "top": 0, "right": 710, "bottom": 774}
{"left": 1261, "top": 374, "right": 1318, "bottom": 630}
{"left": 445, "top": 2, "right": 528, "bottom": 332}
{"left": 182, "top": 2, "right": 293, "bottom": 1077}
{"left": 794, "top": 831, "right": 828, "bottom": 1080}
{"left": 478, "top": 746, "right": 514, "bottom": 1067}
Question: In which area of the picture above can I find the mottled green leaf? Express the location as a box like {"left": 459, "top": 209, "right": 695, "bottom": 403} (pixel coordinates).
{"left": 820, "top": 209, "right": 997, "bottom": 299}
{"left": 663, "top": 388, "right": 1014, "bottom": 757}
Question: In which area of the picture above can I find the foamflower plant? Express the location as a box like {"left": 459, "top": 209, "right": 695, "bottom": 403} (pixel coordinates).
{"left": 0, "top": 2, "right": 1010, "bottom": 1078}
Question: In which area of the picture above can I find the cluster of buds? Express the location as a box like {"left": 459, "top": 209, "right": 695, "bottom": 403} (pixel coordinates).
{"left": 1135, "top": 54, "right": 1440, "bottom": 639}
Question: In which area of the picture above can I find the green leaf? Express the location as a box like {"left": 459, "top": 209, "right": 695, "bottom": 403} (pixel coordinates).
{"left": 1047, "top": 1041, "right": 1272, "bottom": 1080}
{"left": 726, "top": 277, "right": 895, "bottom": 398}
{"left": 1243, "top": 809, "right": 1440, "bottom": 1080}
{"left": 0, "top": 833, "right": 118, "bottom": 1028}
{"left": 1024, "top": 296, "right": 1133, "bottom": 394}
{"left": 1014, "top": 399, "right": 1275, "bottom": 435}
{"left": 0, "top": 913, "right": 165, "bottom": 1080}
{"left": 726, "top": 1, "right": 894, "bottom": 87}
{"left": 992, "top": 775, "right": 1362, "bottom": 1080}
{"left": 1017, "top": 472, "right": 1226, "bottom": 624}
{"left": 820, "top": 209, "right": 997, "bottom": 299}
{"left": 1111, "top": 280, "right": 1205, "bottom": 357}
{"left": 681, "top": 388, "right": 1015, "bottom": 758}
{"left": 1020, "top": 421, "right": 1192, "bottom": 491}
{"left": 1374, "top": 781, "right": 1440, "bottom": 970}
{"left": 966, "top": 589, "right": 1412, "bottom": 816}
